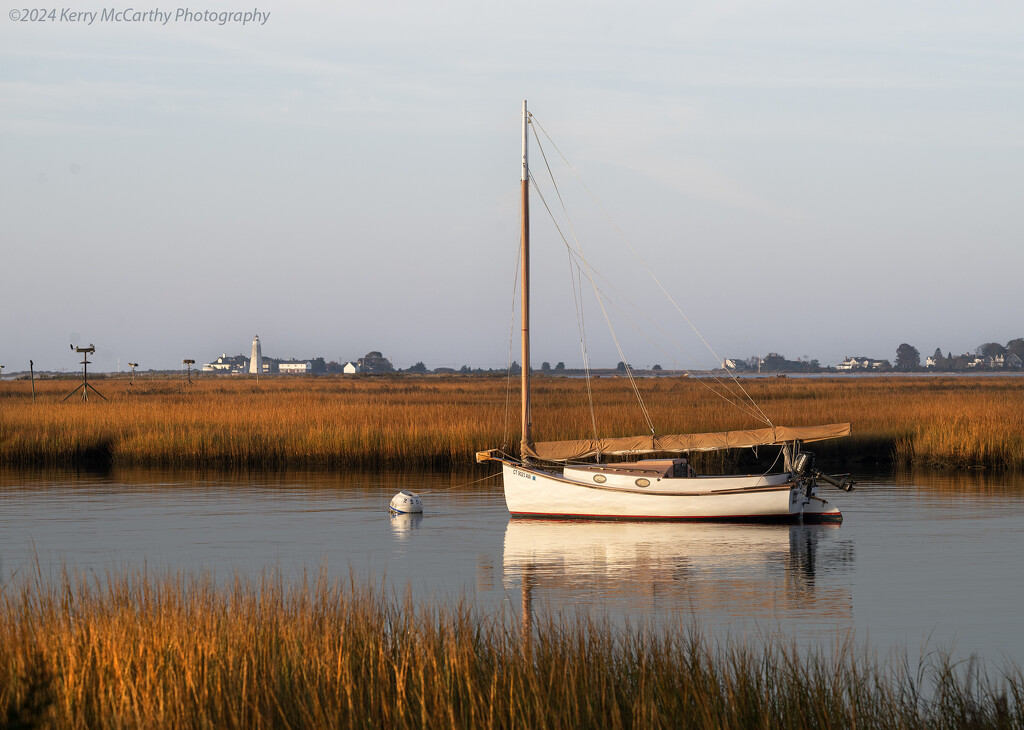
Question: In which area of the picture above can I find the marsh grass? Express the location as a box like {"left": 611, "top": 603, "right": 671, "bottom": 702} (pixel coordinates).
{"left": 1, "top": 568, "right": 1021, "bottom": 729}
{"left": 2, "top": 375, "right": 1024, "bottom": 469}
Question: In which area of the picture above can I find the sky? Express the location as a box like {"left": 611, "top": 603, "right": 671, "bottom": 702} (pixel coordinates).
{"left": 2, "top": 1, "right": 1023, "bottom": 372}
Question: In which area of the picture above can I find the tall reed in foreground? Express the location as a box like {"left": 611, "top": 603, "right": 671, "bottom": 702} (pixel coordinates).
{"left": 2, "top": 375, "right": 1024, "bottom": 469}
{"left": 1, "top": 569, "right": 1021, "bottom": 729}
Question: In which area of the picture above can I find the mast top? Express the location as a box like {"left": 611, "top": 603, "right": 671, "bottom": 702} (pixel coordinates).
{"left": 521, "top": 100, "right": 529, "bottom": 182}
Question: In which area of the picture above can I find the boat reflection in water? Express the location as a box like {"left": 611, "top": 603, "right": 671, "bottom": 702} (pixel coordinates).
{"left": 504, "top": 519, "right": 855, "bottom": 637}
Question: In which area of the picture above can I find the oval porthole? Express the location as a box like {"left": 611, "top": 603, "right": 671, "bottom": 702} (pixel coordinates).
{"left": 593, "top": 474, "right": 607, "bottom": 484}
{"left": 635, "top": 478, "right": 651, "bottom": 488}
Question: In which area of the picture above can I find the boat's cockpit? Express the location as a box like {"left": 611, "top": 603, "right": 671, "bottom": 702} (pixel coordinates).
{"left": 566, "top": 458, "right": 695, "bottom": 480}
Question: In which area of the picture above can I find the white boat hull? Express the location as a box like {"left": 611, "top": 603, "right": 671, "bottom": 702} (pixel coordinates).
{"left": 501, "top": 461, "right": 842, "bottom": 522}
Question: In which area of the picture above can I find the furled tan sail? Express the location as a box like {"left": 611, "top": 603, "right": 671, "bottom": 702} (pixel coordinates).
{"left": 522, "top": 423, "right": 851, "bottom": 462}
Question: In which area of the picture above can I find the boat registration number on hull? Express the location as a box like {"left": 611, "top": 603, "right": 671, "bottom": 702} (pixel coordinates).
{"left": 512, "top": 469, "right": 536, "bottom": 480}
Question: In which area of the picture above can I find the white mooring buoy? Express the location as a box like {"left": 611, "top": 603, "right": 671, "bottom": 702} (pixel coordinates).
{"left": 389, "top": 490, "right": 423, "bottom": 514}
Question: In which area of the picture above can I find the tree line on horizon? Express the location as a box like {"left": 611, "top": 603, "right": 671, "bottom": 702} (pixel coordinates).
{"left": 22, "top": 338, "right": 1024, "bottom": 379}
{"left": 724, "top": 337, "right": 1024, "bottom": 374}
{"left": 892, "top": 338, "right": 1024, "bottom": 371}
{"left": 231, "top": 338, "right": 1024, "bottom": 376}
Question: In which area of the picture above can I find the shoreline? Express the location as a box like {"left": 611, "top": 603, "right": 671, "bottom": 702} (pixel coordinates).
{"left": 2, "top": 374, "right": 1022, "bottom": 470}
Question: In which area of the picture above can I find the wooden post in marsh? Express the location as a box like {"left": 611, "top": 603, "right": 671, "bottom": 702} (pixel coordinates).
{"left": 30, "top": 360, "right": 35, "bottom": 404}
{"left": 127, "top": 362, "right": 138, "bottom": 394}
{"left": 62, "top": 345, "right": 106, "bottom": 402}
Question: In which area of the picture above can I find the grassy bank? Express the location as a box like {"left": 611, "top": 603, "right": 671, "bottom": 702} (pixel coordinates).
{"left": 2, "top": 375, "right": 1023, "bottom": 469}
{"left": 0, "top": 569, "right": 1020, "bottom": 729}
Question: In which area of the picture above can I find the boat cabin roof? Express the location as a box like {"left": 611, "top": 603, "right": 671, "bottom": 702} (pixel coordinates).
{"left": 568, "top": 458, "right": 687, "bottom": 479}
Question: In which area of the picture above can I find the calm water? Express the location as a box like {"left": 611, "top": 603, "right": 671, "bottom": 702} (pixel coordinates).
{"left": 2, "top": 466, "right": 1022, "bottom": 663}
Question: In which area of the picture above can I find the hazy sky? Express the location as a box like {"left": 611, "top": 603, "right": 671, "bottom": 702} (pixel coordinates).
{"left": 3, "top": 1, "right": 1023, "bottom": 372}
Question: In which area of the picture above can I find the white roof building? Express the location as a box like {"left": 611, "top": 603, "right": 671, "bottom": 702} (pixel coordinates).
{"left": 279, "top": 361, "right": 312, "bottom": 374}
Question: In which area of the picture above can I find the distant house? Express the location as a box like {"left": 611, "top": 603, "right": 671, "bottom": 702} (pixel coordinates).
{"left": 986, "top": 353, "right": 1024, "bottom": 369}
{"left": 925, "top": 351, "right": 1020, "bottom": 371}
{"left": 357, "top": 351, "right": 394, "bottom": 373}
{"left": 837, "top": 356, "right": 888, "bottom": 372}
{"left": 279, "top": 360, "right": 313, "bottom": 375}
{"left": 962, "top": 353, "right": 1022, "bottom": 369}
{"left": 202, "top": 354, "right": 248, "bottom": 374}
{"left": 722, "top": 358, "right": 749, "bottom": 371}
{"left": 343, "top": 362, "right": 361, "bottom": 374}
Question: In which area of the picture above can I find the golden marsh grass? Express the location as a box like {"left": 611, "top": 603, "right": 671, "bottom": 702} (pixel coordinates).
{"left": 1, "top": 568, "right": 1021, "bottom": 729}
{"left": 2, "top": 374, "right": 1023, "bottom": 469}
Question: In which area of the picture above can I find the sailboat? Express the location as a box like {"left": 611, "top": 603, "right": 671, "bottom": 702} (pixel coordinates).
{"left": 477, "top": 101, "right": 854, "bottom": 522}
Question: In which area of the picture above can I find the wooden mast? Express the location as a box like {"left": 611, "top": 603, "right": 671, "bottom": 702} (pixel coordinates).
{"left": 520, "top": 100, "right": 532, "bottom": 457}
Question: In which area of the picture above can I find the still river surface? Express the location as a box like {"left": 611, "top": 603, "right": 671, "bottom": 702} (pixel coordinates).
{"left": 2, "top": 466, "right": 1022, "bottom": 664}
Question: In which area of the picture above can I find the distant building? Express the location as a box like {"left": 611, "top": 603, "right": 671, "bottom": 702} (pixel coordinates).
{"left": 343, "top": 362, "right": 361, "bottom": 374}
{"left": 357, "top": 351, "right": 394, "bottom": 373}
{"left": 962, "top": 352, "right": 1011, "bottom": 366}
{"left": 249, "top": 336, "right": 263, "bottom": 375}
{"left": 837, "top": 356, "right": 888, "bottom": 372}
{"left": 279, "top": 360, "right": 313, "bottom": 375}
{"left": 202, "top": 354, "right": 248, "bottom": 374}
{"left": 722, "top": 358, "right": 750, "bottom": 371}
{"left": 980, "top": 353, "right": 1024, "bottom": 369}
{"left": 927, "top": 351, "right": 1021, "bottom": 371}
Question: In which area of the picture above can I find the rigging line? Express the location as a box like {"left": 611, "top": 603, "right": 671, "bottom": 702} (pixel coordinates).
{"left": 556, "top": 247, "right": 771, "bottom": 421}
{"left": 556, "top": 242, "right": 770, "bottom": 421}
{"left": 578, "top": 265, "right": 600, "bottom": 448}
{"left": 532, "top": 116, "right": 773, "bottom": 428}
{"left": 502, "top": 219, "right": 525, "bottom": 452}
{"left": 528, "top": 122, "right": 763, "bottom": 422}
{"left": 757, "top": 445, "right": 784, "bottom": 480}
{"left": 529, "top": 167, "right": 656, "bottom": 436}
{"left": 528, "top": 126, "right": 651, "bottom": 425}
{"left": 414, "top": 471, "right": 502, "bottom": 496}
{"left": 581, "top": 276, "right": 771, "bottom": 424}
{"left": 527, "top": 170, "right": 768, "bottom": 424}
{"left": 563, "top": 249, "right": 601, "bottom": 450}
{"left": 534, "top": 122, "right": 773, "bottom": 430}
{"left": 568, "top": 255, "right": 600, "bottom": 445}
{"left": 529, "top": 128, "right": 656, "bottom": 436}
{"left": 536, "top": 117, "right": 773, "bottom": 427}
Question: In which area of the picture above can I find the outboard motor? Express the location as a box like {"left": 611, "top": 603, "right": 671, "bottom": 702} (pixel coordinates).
{"left": 794, "top": 451, "right": 816, "bottom": 477}
{"left": 794, "top": 450, "right": 855, "bottom": 492}
{"left": 815, "top": 471, "right": 856, "bottom": 492}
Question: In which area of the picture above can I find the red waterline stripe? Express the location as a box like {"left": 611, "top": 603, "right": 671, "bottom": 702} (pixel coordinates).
{"left": 510, "top": 511, "right": 842, "bottom": 523}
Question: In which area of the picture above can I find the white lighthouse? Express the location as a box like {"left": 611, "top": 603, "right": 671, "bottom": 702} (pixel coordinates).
{"left": 249, "top": 335, "right": 263, "bottom": 374}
